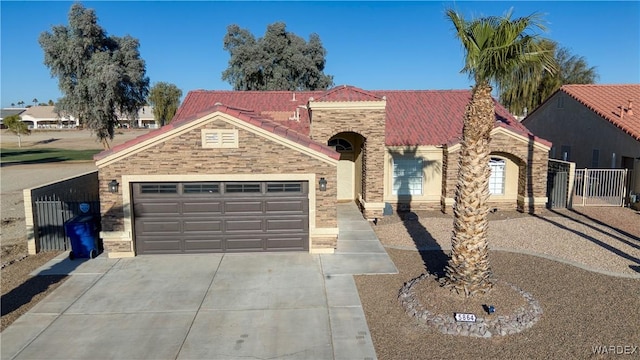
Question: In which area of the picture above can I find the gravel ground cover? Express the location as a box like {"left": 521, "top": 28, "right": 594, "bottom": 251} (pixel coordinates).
{"left": 375, "top": 207, "right": 640, "bottom": 276}
{"left": 356, "top": 207, "right": 639, "bottom": 359}
{"left": 356, "top": 248, "right": 640, "bottom": 360}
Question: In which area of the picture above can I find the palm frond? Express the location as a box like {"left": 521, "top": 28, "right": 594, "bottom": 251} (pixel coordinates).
{"left": 446, "top": 8, "right": 556, "bottom": 87}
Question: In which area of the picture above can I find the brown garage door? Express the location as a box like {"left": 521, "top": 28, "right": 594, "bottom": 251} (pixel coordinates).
{"left": 133, "top": 181, "right": 309, "bottom": 254}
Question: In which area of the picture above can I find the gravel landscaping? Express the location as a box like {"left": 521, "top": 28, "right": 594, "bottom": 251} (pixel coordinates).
{"left": 356, "top": 248, "right": 640, "bottom": 359}
{"left": 375, "top": 207, "right": 640, "bottom": 277}
{"left": 355, "top": 207, "right": 640, "bottom": 359}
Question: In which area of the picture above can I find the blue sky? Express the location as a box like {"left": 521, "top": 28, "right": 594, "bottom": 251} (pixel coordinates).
{"left": 1, "top": 1, "right": 639, "bottom": 108}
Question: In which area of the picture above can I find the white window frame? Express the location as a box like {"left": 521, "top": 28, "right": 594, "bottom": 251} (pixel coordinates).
{"left": 489, "top": 157, "right": 506, "bottom": 195}
{"left": 201, "top": 129, "right": 238, "bottom": 148}
{"left": 392, "top": 158, "right": 423, "bottom": 196}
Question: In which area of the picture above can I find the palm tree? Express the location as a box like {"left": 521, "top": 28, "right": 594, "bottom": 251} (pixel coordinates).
{"left": 443, "top": 9, "right": 555, "bottom": 296}
{"left": 499, "top": 40, "right": 598, "bottom": 116}
{"left": 17, "top": 100, "right": 25, "bottom": 107}
{"left": 32, "top": 98, "right": 38, "bottom": 107}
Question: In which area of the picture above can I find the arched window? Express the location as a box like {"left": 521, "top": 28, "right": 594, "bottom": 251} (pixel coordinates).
{"left": 328, "top": 138, "right": 353, "bottom": 152}
{"left": 489, "top": 157, "right": 506, "bottom": 195}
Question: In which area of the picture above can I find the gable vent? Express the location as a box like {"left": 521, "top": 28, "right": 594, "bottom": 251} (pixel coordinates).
{"left": 201, "top": 129, "right": 238, "bottom": 148}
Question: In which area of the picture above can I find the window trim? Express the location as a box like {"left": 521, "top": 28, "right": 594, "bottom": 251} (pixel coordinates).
{"left": 489, "top": 157, "right": 506, "bottom": 195}
{"left": 182, "top": 183, "right": 220, "bottom": 195}
{"left": 139, "top": 183, "right": 178, "bottom": 195}
{"left": 392, "top": 158, "right": 423, "bottom": 196}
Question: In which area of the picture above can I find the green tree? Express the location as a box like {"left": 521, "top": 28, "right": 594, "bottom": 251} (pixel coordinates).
{"left": 48, "top": 99, "right": 55, "bottom": 106}
{"left": 39, "top": 3, "right": 149, "bottom": 149}
{"left": 443, "top": 9, "right": 555, "bottom": 296}
{"left": 32, "top": 98, "right": 38, "bottom": 106}
{"left": 499, "top": 40, "right": 598, "bottom": 116}
{"left": 17, "top": 101, "right": 24, "bottom": 107}
{"left": 148, "top": 82, "right": 182, "bottom": 127}
{"left": 4, "top": 114, "right": 30, "bottom": 148}
{"left": 222, "top": 22, "right": 334, "bottom": 91}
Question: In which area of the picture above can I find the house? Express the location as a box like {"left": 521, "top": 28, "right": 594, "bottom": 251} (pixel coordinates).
{"left": 19, "top": 106, "right": 77, "bottom": 129}
{"left": 0, "top": 108, "right": 26, "bottom": 128}
{"left": 117, "top": 105, "right": 157, "bottom": 129}
{"left": 523, "top": 84, "right": 640, "bottom": 170}
{"left": 4, "top": 105, "right": 155, "bottom": 130}
{"left": 94, "top": 85, "right": 551, "bottom": 258}
{"left": 522, "top": 84, "right": 640, "bottom": 204}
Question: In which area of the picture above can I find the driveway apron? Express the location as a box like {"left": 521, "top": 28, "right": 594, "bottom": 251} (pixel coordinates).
{"left": 1, "top": 203, "right": 397, "bottom": 359}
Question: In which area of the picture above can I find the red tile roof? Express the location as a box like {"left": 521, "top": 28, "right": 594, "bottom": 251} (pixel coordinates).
{"left": 559, "top": 84, "right": 640, "bottom": 141}
{"left": 369, "top": 90, "right": 537, "bottom": 146}
{"left": 314, "top": 85, "right": 385, "bottom": 102}
{"left": 96, "top": 85, "right": 549, "bottom": 161}
{"left": 172, "top": 87, "right": 541, "bottom": 146}
{"left": 94, "top": 104, "right": 339, "bottom": 161}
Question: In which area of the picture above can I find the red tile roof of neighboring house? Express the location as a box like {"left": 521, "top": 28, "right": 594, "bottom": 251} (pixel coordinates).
{"left": 559, "top": 84, "right": 640, "bottom": 141}
{"left": 96, "top": 85, "right": 549, "bottom": 161}
{"left": 94, "top": 104, "right": 339, "bottom": 161}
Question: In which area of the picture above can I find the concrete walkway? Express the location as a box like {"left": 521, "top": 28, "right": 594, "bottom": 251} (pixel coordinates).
{"left": 1, "top": 203, "right": 397, "bottom": 360}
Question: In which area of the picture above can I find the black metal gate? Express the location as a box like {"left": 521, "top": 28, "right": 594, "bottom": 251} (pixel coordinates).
{"left": 34, "top": 194, "right": 100, "bottom": 251}
{"left": 547, "top": 160, "right": 572, "bottom": 209}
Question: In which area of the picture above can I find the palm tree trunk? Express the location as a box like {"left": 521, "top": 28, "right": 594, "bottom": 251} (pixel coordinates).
{"left": 443, "top": 82, "right": 495, "bottom": 296}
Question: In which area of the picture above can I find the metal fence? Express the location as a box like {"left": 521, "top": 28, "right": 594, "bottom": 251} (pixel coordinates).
{"left": 34, "top": 194, "right": 100, "bottom": 251}
{"left": 547, "top": 159, "right": 573, "bottom": 209}
{"left": 573, "top": 169, "right": 630, "bottom": 207}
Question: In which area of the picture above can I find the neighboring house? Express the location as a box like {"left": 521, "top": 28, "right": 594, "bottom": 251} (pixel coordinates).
{"left": 94, "top": 85, "right": 551, "bottom": 258}
{"left": 117, "top": 105, "right": 157, "bottom": 129}
{"left": 523, "top": 84, "right": 640, "bottom": 170}
{"left": 5, "top": 105, "right": 154, "bottom": 130}
{"left": 18, "top": 106, "right": 77, "bottom": 129}
{"left": 0, "top": 108, "right": 26, "bottom": 128}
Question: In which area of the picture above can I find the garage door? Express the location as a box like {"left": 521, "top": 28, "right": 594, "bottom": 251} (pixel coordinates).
{"left": 133, "top": 181, "right": 309, "bottom": 254}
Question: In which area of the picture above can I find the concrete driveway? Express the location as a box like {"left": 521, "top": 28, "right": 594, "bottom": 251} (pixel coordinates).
{"left": 1, "top": 203, "right": 397, "bottom": 360}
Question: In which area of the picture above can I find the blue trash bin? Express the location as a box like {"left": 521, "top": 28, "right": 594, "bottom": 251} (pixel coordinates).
{"left": 64, "top": 215, "right": 99, "bottom": 260}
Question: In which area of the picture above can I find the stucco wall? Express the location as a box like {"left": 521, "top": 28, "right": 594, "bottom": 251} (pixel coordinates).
{"left": 523, "top": 92, "right": 640, "bottom": 169}
{"left": 384, "top": 146, "right": 443, "bottom": 211}
{"left": 97, "top": 117, "right": 337, "bottom": 256}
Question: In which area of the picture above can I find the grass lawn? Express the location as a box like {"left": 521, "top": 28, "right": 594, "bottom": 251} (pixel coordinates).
{"left": 0, "top": 148, "right": 102, "bottom": 165}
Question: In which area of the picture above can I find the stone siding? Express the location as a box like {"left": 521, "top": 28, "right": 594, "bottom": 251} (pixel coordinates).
{"left": 309, "top": 108, "right": 386, "bottom": 216}
{"left": 98, "top": 118, "right": 337, "bottom": 253}
{"left": 441, "top": 131, "right": 549, "bottom": 213}
{"left": 104, "top": 241, "right": 132, "bottom": 253}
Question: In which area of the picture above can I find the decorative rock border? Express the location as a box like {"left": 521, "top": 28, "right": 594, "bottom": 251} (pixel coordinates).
{"left": 398, "top": 274, "right": 543, "bottom": 338}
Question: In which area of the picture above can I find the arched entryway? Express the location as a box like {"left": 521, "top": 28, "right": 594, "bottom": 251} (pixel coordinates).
{"left": 328, "top": 132, "right": 365, "bottom": 201}
{"left": 488, "top": 151, "right": 526, "bottom": 209}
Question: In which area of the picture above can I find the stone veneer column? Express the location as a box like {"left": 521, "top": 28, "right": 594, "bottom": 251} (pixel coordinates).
{"left": 308, "top": 100, "right": 387, "bottom": 218}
